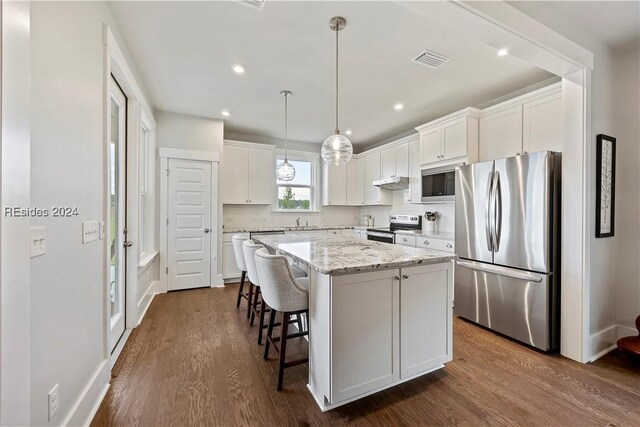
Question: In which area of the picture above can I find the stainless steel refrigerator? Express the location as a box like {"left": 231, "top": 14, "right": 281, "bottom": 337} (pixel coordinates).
{"left": 454, "top": 151, "right": 561, "bottom": 351}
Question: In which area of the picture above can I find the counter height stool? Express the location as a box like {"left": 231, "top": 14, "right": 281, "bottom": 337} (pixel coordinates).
{"left": 232, "top": 235, "right": 252, "bottom": 318}
{"left": 243, "top": 240, "right": 274, "bottom": 345}
{"left": 254, "top": 248, "right": 309, "bottom": 391}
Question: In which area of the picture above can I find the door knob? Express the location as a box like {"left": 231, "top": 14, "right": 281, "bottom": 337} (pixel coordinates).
{"left": 123, "top": 241, "right": 133, "bottom": 247}
{"left": 204, "top": 228, "right": 210, "bottom": 233}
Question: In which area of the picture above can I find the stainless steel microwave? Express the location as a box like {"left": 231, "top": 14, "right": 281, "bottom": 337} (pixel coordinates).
{"left": 421, "top": 164, "right": 462, "bottom": 202}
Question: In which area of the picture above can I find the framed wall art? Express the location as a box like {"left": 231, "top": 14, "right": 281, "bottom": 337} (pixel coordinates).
{"left": 595, "top": 134, "right": 616, "bottom": 238}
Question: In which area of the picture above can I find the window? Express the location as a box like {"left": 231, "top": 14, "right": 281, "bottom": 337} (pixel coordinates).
{"left": 274, "top": 153, "right": 318, "bottom": 212}
{"left": 138, "top": 115, "right": 153, "bottom": 258}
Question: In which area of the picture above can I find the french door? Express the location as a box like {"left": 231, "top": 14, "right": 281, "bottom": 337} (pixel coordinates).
{"left": 108, "top": 76, "right": 127, "bottom": 353}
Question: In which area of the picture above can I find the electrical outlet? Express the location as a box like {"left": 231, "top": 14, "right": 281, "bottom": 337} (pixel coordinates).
{"left": 48, "top": 384, "right": 59, "bottom": 421}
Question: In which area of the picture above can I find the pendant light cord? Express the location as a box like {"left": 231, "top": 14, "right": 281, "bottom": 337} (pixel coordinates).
{"left": 335, "top": 26, "right": 339, "bottom": 134}
{"left": 284, "top": 92, "right": 288, "bottom": 161}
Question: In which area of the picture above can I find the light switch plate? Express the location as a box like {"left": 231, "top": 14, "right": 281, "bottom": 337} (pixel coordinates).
{"left": 31, "top": 226, "right": 47, "bottom": 257}
{"left": 82, "top": 220, "right": 99, "bottom": 244}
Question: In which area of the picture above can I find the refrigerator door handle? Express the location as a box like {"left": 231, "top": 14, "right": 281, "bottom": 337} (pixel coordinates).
{"left": 485, "top": 171, "right": 494, "bottom": 252}
{"left": 456, "top": 260, "right": 543, "bottom": 283}
{"left": 492, "top": 171, "right": 502, "bottom": 251}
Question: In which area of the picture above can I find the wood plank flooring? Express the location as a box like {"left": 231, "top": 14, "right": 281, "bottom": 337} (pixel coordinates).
{"left": 91, "top": 285, "right": 640, "bottom": 426}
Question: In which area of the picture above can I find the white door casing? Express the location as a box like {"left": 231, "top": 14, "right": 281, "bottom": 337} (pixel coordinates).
{"left": 168, "top": 159, "right": 212, "bottom": 291}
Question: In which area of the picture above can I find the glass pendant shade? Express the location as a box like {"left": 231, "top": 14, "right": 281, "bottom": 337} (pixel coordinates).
{"left": 321, "top": 133, "right": 353, "bottom": 165}
{"left": 276, "top": 159, "right": 296, "bottom": 181}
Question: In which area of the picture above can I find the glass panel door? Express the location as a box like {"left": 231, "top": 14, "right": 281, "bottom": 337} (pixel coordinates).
{"left": 109, "top": 76, "right": 127, "bottom": 353}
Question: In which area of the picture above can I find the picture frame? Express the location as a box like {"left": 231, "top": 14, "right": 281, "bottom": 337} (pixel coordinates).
{"left": 595, "top": 134, "right": 616, "bottom": 238}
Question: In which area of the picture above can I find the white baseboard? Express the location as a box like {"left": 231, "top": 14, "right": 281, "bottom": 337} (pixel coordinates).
{"left": 211, "top": 273, "right": 224, "bottom": 287}
{"left": 137, "top": 280, "right": 158, "bottom": 325}
{"left": 62, "top": 359, "right": 110, "bottom": 426}
{"left": 618, "top": 324, "right": 637, "bottom": 339}
{"left": 588, "top": 324, "right": 620, "bottom": 362}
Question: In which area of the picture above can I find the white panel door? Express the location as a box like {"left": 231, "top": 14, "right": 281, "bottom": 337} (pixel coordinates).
{"left": 479, "top": 106, "right": 523, "bottom": 161}
{"left": 331, "top": 269, "right": 399, "bottom": 402}
{"left": 400, "top": 263, "right": 452, "bottom": 378}
{"left": 442, "top": 118, "right": 468, "bottom": 160}
{"left": 168, "top": 159, "right": 212, "bottom": 291}
{"left": 523, "top": 93, "right": 563, "bottom": 154}
{"left": 346, "top": 156, "right": 365, "bottom": 206}
{"left": 248, "top": 148, "right": 274, "bottom": 204}
{"left": 222, "top": 145, "right": 249, "bottom": 204}
{"left": 420, "top": 127, "right": 442, "bottom": 164}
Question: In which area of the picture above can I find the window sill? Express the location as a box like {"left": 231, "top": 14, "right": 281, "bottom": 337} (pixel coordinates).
{"left": 271, "top": 208, "right": 320, "bottom": 213}
{"left": 138, "top": 251, "right": 159, "bottom": 270}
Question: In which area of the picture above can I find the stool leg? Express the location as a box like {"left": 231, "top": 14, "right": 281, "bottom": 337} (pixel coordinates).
{"left": 258, "top": 299, "right": 267, "bottom": 345}
{"left": 295, "top": 313, "right": 303, "bottom": 332}
{"left": 250, "top": 287, "right": 260, "bottom": 326}
{"left": 236, "top": 271, "right": 246, "bottom": 308}
{"left": 247, "top": 282, "right": 254, "bottom": 319}
{"left": 264, "top": 308, "right": 277, "bottom": 360}
{"left": 277, "top": 313, "right": 290, "bottom": 391}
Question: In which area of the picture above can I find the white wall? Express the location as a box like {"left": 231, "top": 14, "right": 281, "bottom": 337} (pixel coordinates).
{"left": 614, "top": 44, "right": 640, "bottom": 336}
{"left": 1, "top": 1, "right": 31, "bottom": 424}
{"left": 156, "top": 110, "right": 224, "bottom": 282}
{"left": 29, "top": 1, "right": 151, "bottom": 424}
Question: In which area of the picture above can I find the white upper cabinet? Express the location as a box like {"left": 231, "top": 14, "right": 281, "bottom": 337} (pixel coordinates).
{"left": 222, "top": 141, "right": 274, "bottom": 205}
{"left": 479, "top": 83, "right": 563, "bottom": 162}
{"left": 416, "top": 108, "right": 481, "bottom": 167}
{"left": 364, "top": 152, "right": 392, "bottom": 205}
{"left": 380, "top": 142, "right": 409, "bottom": 179}
{"left": 479, "top": 105, "right": 523, "bottom": 161}
{"left": 346, "top": 156, "right": 365, "bottom": 206}
{"left": 322, "top": 163, "right": 347, "bottom": 206}
{"left": 523, "top": 92, "right": 563, "bottom": 154}
{"left": 407, "top": 138, "right": 421, "bottom": 204}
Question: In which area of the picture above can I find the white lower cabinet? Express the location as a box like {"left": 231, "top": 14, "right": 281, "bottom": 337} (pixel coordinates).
{"left": 331, "top": 269, "right": 398, "bottom": 402}
{"left": 222, "top": 232, "right": 248, "bottom": 280}
{"left": 400, "top": 263, "right": 453, "bottom": 378}
{"left": 317, "top": 262, "right": 453, "bottom": 406}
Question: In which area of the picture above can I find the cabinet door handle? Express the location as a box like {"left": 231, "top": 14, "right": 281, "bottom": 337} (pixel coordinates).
{"left": 394, "top": 276, "right": 400, "bottom": 281}
{"left": 403, "top": 238, "right": 408, "bottom": 242}
{"left": 446, "top": 243, "right": 452, "bottom": 248}
{"left": 402, "top": 274, "right": 409, "bottom": 279}
{"left": 516, "top": 152, "right": 520, "bottom": 156}
{"left": 424, "top": 240, "right": 430, "bottom": 245}
{"left": 523, "top": 151, "right": 528, "bottom": 155}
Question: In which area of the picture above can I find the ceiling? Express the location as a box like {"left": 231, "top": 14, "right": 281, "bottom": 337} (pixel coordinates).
{"left": 108, "top": 1, "right": 554, "bottom": 146}
{"left": 508, "top": 1, "right": 640, "bottom": 52}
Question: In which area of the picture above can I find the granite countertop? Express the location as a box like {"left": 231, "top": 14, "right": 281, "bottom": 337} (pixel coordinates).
{"left": 253, "top": 233, "right": 455, "bottom": 275}
{"left": 394, "top": 230, "right": 455, "bottom": 240}
{"left": 223, "top": 225, "right": 358, "bottom": 234}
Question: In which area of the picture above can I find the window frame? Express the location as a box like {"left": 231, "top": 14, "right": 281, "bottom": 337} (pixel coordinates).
{"left": 272, "top": 150, "right": 320, "bottom": 213}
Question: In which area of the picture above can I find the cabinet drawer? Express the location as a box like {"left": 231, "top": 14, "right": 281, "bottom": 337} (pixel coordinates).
{"left": 417, "top": 238, "right": 454, "bottom": 253}
{"left": 396, "top": 235, "right": 416, "bottom": 247}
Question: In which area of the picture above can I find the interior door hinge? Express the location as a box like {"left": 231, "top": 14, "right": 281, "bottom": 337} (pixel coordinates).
{"left": 166, "top": 168, "right": 169, "bottom": 176}
{"left": 166, "top": 218, "right": 169, "bottom": 225}
{"left": 165, "top": 267, "right": 168, "bottom": 274}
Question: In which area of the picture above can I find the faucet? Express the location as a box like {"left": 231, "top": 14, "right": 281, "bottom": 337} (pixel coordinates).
{"left": 296, "top": 217, "right": 300, "bottom": 227}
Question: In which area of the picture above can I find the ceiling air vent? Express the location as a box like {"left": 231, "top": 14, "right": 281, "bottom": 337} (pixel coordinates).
{"left": 412, "top": 50, "right": 449, "bottom": 69}
{"left": 236, "top": 0, "right": 265, "bottom": 10}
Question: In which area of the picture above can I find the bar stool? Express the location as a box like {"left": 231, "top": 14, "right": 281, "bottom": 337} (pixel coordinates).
{"left": 242, "top": 240, "right": 273, "bottom": 345}
{"left": 254, "top": 248, "right": 309, "bottom": 391}
{"left": 232, "top": 235, "right": 252, "bottom": 318}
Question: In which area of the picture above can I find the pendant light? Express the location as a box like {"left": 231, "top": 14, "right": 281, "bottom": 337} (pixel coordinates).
{"left": 321, "top": 16, "right": 353, "bottom": 165}
{"left": 276, "top": 90, "right": 296, "bottom": 181}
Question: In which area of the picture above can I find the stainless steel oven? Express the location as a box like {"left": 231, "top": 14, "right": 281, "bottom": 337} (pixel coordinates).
{"left": 366, "top": 230, "right": 395, "bottom": 244}
{"left": 366, "top": 215, "right": 421, "bottom": 244}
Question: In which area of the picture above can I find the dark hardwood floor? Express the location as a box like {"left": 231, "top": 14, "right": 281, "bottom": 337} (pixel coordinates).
{"left": 92, "top": 284, "right": 640, "bottom": 426}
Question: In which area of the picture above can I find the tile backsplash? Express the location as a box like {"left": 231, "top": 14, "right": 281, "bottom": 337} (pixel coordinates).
{"left": 223, "top": 204, "right": 361, "bottom": 230}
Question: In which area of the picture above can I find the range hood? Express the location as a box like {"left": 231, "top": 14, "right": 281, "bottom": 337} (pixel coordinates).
{"left": 373, "top": 176, "right": 409, "bottom": 191}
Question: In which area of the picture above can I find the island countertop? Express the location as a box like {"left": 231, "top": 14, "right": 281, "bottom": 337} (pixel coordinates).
{"left": 252, "top": 233, "right": 455, "bottom": 275}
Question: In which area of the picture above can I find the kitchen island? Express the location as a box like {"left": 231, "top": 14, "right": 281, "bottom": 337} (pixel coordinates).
{"left": 253, "top": 233, "right": 455, "bottom": 411}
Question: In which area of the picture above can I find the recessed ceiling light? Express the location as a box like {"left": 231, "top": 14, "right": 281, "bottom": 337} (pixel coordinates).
{"left": 221, "top": 110, "right": 230, "bottom": 117}
{"left": 232, "top": 64, "right": 245, "bottom": 74}
{"left": 394, "top": 103, "right": 404, "bottom": 111}
{"left": 345, "top": 130, "right": 352, "bottom": 136}
{"left": 497, "top": 49, "right": 509, "bottom": 57}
